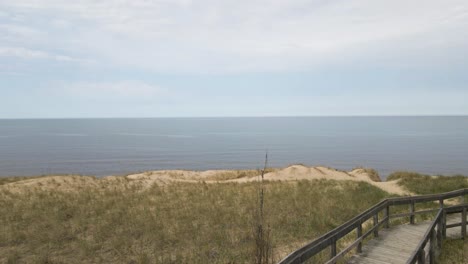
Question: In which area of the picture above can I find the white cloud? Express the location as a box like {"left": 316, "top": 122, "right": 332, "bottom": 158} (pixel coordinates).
{"left": 1, "top": 0, "right": 468, "bottom": 73}
{"left": 0, "top": 46, "right": 86, "bottom": 63}
{"left": 62, "top": 81, "right": 166, "bottom": 99}
{"left": 0, "top": 47, "right": 49, "bottom": 59}
{"left": 0, "top": 24, "right": 42, "bottom": 39}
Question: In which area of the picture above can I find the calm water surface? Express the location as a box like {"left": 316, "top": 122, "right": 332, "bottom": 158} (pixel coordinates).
{"left": 0, "top": 117, "right": 467, "bottom": 179}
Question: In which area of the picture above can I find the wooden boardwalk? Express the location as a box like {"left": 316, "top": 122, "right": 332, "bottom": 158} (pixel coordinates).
{"left": 278, "top": 189, "right": 468, "bottom": 264}
{"left": 349, "top": 214, "right": 466, "bottom": 264}
{"left": 348, "top": 222, "right": 431, "bottom": 264}
{"left": 446, "top": 212, "right": 468, "bottom": 239}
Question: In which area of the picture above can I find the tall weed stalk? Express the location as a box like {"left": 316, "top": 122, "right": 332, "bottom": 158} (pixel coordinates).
{"left": 254, "top": 153, "right": 273, "bottom": 264}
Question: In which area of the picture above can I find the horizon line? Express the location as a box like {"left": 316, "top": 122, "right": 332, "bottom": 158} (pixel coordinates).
{"left": 1, "top": 114, "right": 468, "bottom": 120}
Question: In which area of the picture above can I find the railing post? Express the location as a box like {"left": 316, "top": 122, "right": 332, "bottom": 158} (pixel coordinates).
{"left": 437, "top": 212, "right": 443, "bottom": 250}
{"left": 330, "top": 238, "right": 337, "bottom": 260}
{"left": 418, "top": 249, "right": 426, "bottom": 264}
{"left": 439, "top": 200, "right": 446, "bottom": 238}
{"left": 429, "top": 230, "right": 436, "bottom": 264}
{"left": 357, "top": 222, "right": 363, "bottom": 253}
{"left": 410, "top": 200, "right": 415, "bottom": 224}
{"left": 462, "top": 207, "right": 467, "bottom": 239}
{"left": 373, "top": 214, "right": 379, "bottom": 238}
{"left": 442, "top": 210, "right": 447, "bottom": 239}
{"left": 439, "top": 199, "right": 444, "bottom": 208}
{"left": 384, "top": 205, "right": 390, "bottom": 228}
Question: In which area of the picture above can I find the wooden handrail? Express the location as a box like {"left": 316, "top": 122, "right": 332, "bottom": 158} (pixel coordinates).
{"left": 406, "top": 208, "right": 443, "bottom": 264}
{"left": 278, "top": 189, "right": 468, "bottom": 264}
{"left": 407, "top": 204, "right": 468, "bottom": 264}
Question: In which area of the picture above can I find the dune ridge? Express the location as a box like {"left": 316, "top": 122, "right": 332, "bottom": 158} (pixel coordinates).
{"left": 0, "top": 165, "right": 409, "bottom": 195}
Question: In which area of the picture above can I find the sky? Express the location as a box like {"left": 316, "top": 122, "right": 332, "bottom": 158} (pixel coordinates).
{"left": 1, "top": 0, "right": 468, "bottom": 118}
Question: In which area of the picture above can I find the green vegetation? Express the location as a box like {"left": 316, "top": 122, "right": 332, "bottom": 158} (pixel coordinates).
{"left": 0, "top": 179, "right": 387, "bottom": 263}
{"left": 1, "top": 170, "right": 467, "bottom": 263}
{"left": 387, "top": 171, "right": 468, "bottom": 195}
{"left": 438, "top": 239, "right": 467, "bottom": 264}
{"left": 387, "top": 171, "right": 467, "bottom": 263}
{"left": 204, "top": 169, "right": 276, "bottom": 181}
{"left": 352, "top": 167, "right": 382, "bottom": 182}
{"left": 0, "top": 175, "right": 47, "bottom": 186}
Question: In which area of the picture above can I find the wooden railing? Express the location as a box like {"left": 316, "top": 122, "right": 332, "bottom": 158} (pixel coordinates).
{"left": 407, "top": 204, "right": 468, "bottom": 264}
{"left": 278, "top": 188, "right": 468, "bottom": 264}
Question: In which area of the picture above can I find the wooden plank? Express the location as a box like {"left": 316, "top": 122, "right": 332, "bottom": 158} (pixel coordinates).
{"left": 279, "top": 191, "right": 468, "bottom": 264}
{"left": 349, "top": 256, "right": 393, "bottom": 264}
{"left": 360, "top": 245, "right": 410, "bottom": 260}
{"left": 354, "top": 254, "right": 405, "bottom": 264}
{"left": 349, "top": 221, "right": 433, "bottom": 264}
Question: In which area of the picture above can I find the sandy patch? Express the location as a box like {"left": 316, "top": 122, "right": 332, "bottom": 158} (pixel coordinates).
{"left": 0, "top": 165, "right": 409, "bottom": 195}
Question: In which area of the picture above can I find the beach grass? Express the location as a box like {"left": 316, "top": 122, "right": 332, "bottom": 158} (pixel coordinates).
{"left": 438, "top": 238, "right": 468, "bottom": 263}
{"left": 0, "top": 178, "right": 387, "bottom": 263}
{"left": 352, "top": 167, "right": 381, "bottom": 182}
{"left": 1, "top": 170, "right": 467, "bottom": 263}
{"left": 0, "top": 176, "right": 48, "bottom": 186}
{"left": 387, "top": 171, "right": 468, "bottom": 195}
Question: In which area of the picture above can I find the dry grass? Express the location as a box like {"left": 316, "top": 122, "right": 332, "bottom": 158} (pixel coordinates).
{"left": 1, "top": 169, "right": 466, "bottom": 263}
{"left": 0, "top": 177, "right": 388, "bottom": 263}
{"left": 387, "top": 171, "right": 468, "bottom": 195}
{"left": 352, "top": 167, "right": 382, "bottom": 182}
{"left": 0, "top": 175, "right": 48, "bottom": 186}
{"left": 438, "top": 239, "right": 468, "bottom": 263}
{"left": 204, "top": 169, "right": 275, "bottom": 181}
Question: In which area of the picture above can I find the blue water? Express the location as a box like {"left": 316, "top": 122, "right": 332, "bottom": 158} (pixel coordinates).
{"left": 0, "top": 117, "right": 467, "bottom": 179}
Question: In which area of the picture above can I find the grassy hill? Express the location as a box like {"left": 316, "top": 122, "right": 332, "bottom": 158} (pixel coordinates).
{"left": 0, "top": 167, "right": 466, "bottom": 263}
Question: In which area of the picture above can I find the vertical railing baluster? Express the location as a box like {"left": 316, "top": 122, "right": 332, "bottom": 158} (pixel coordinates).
{"left": 437, "top": 211, "right": 443, "bottom": 251}
{"left": 442, "top": 210, "right": 447, "bottom": 239}
{"left": 462, "top": 207, "right": 467, "bottom": 238}
{"left": 429, "top": 229, "right": 436, "bottom": 264}
{"left": 330, "top": 238, "right": 337, "bottom": 260}
{"left": 410, "top": 200, "right": 415, "bottom": 224}
{"left": 384, "top": 205, "right": 390, "bottom": 228}
{"left": 357, "top": 221, "right": 362, "bottom": 253}
{"left": 440, "top": 199, "right": 446, "bottom": 239}
{"left": 373, "top": 214, "right": 379, "bottom": 237}
{"left": 418, "top": 249, "right": 426, "bottom": 264}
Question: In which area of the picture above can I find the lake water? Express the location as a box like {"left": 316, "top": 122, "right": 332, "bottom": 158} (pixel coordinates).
{"left": 0, "top": 117, "right": 467, "bottom": 179}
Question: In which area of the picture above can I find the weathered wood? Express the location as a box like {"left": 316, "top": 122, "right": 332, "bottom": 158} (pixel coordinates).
{"left": 389, "top": 209, "right": 439, "bottom": 220}
{"left": 350, "top": 208, "right": 467, "bottom": 264}
{"left": 445, "top": 213, "right": 467, "bottom": 239}
{"left": 446, "top": 222, "right": 462, "bottom": 228}
{"left": 330, "top": 239, "right": 337, "bottom": 259}
{"left": 352, "top": 222, "right": 431, "bottom": 264}
{"left": 363, "top": 218, "right": 387, "bottom": 240}
{"left": 429, "top": 230, "right": 435, "bottom": 264}
{"left": 357, "top": 223, "right": 362, "bottom": 253}
{"left": 373, "top": 214, "right": 379, "bottom": 237}
{"left": 384, "top": 206, "right": 390, "bottom": 228}
{"left": 407, "top": 210, "right": 442, "bottom": 264}
{"left": 410, "top": 201, "right": 415, "bottom": 224}
{"left": 278, "top": 189, "right": 468, "bottom": 264}
{"left": 418, "top": 249, "right": 426, "bottom": 264}
{"left": 442, "top": 210, "right": 447, "bottom": 238}
{"left": 326, "top": 237, "right": 364, "bottom": 264}
{"left": 462, "top": 207, "right": 467, "bottom": 238}
{"left": 436, "top": 216, "right": 442, "bottom": 250}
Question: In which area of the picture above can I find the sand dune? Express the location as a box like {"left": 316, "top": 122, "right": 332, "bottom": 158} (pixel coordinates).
{"left": 0, "top": 165, "right": 409, "bottom": 195}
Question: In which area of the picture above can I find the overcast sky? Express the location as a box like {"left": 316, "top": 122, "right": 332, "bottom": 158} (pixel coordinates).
{"left": 1, "top": 0, "right": 468, "bottom": 118}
